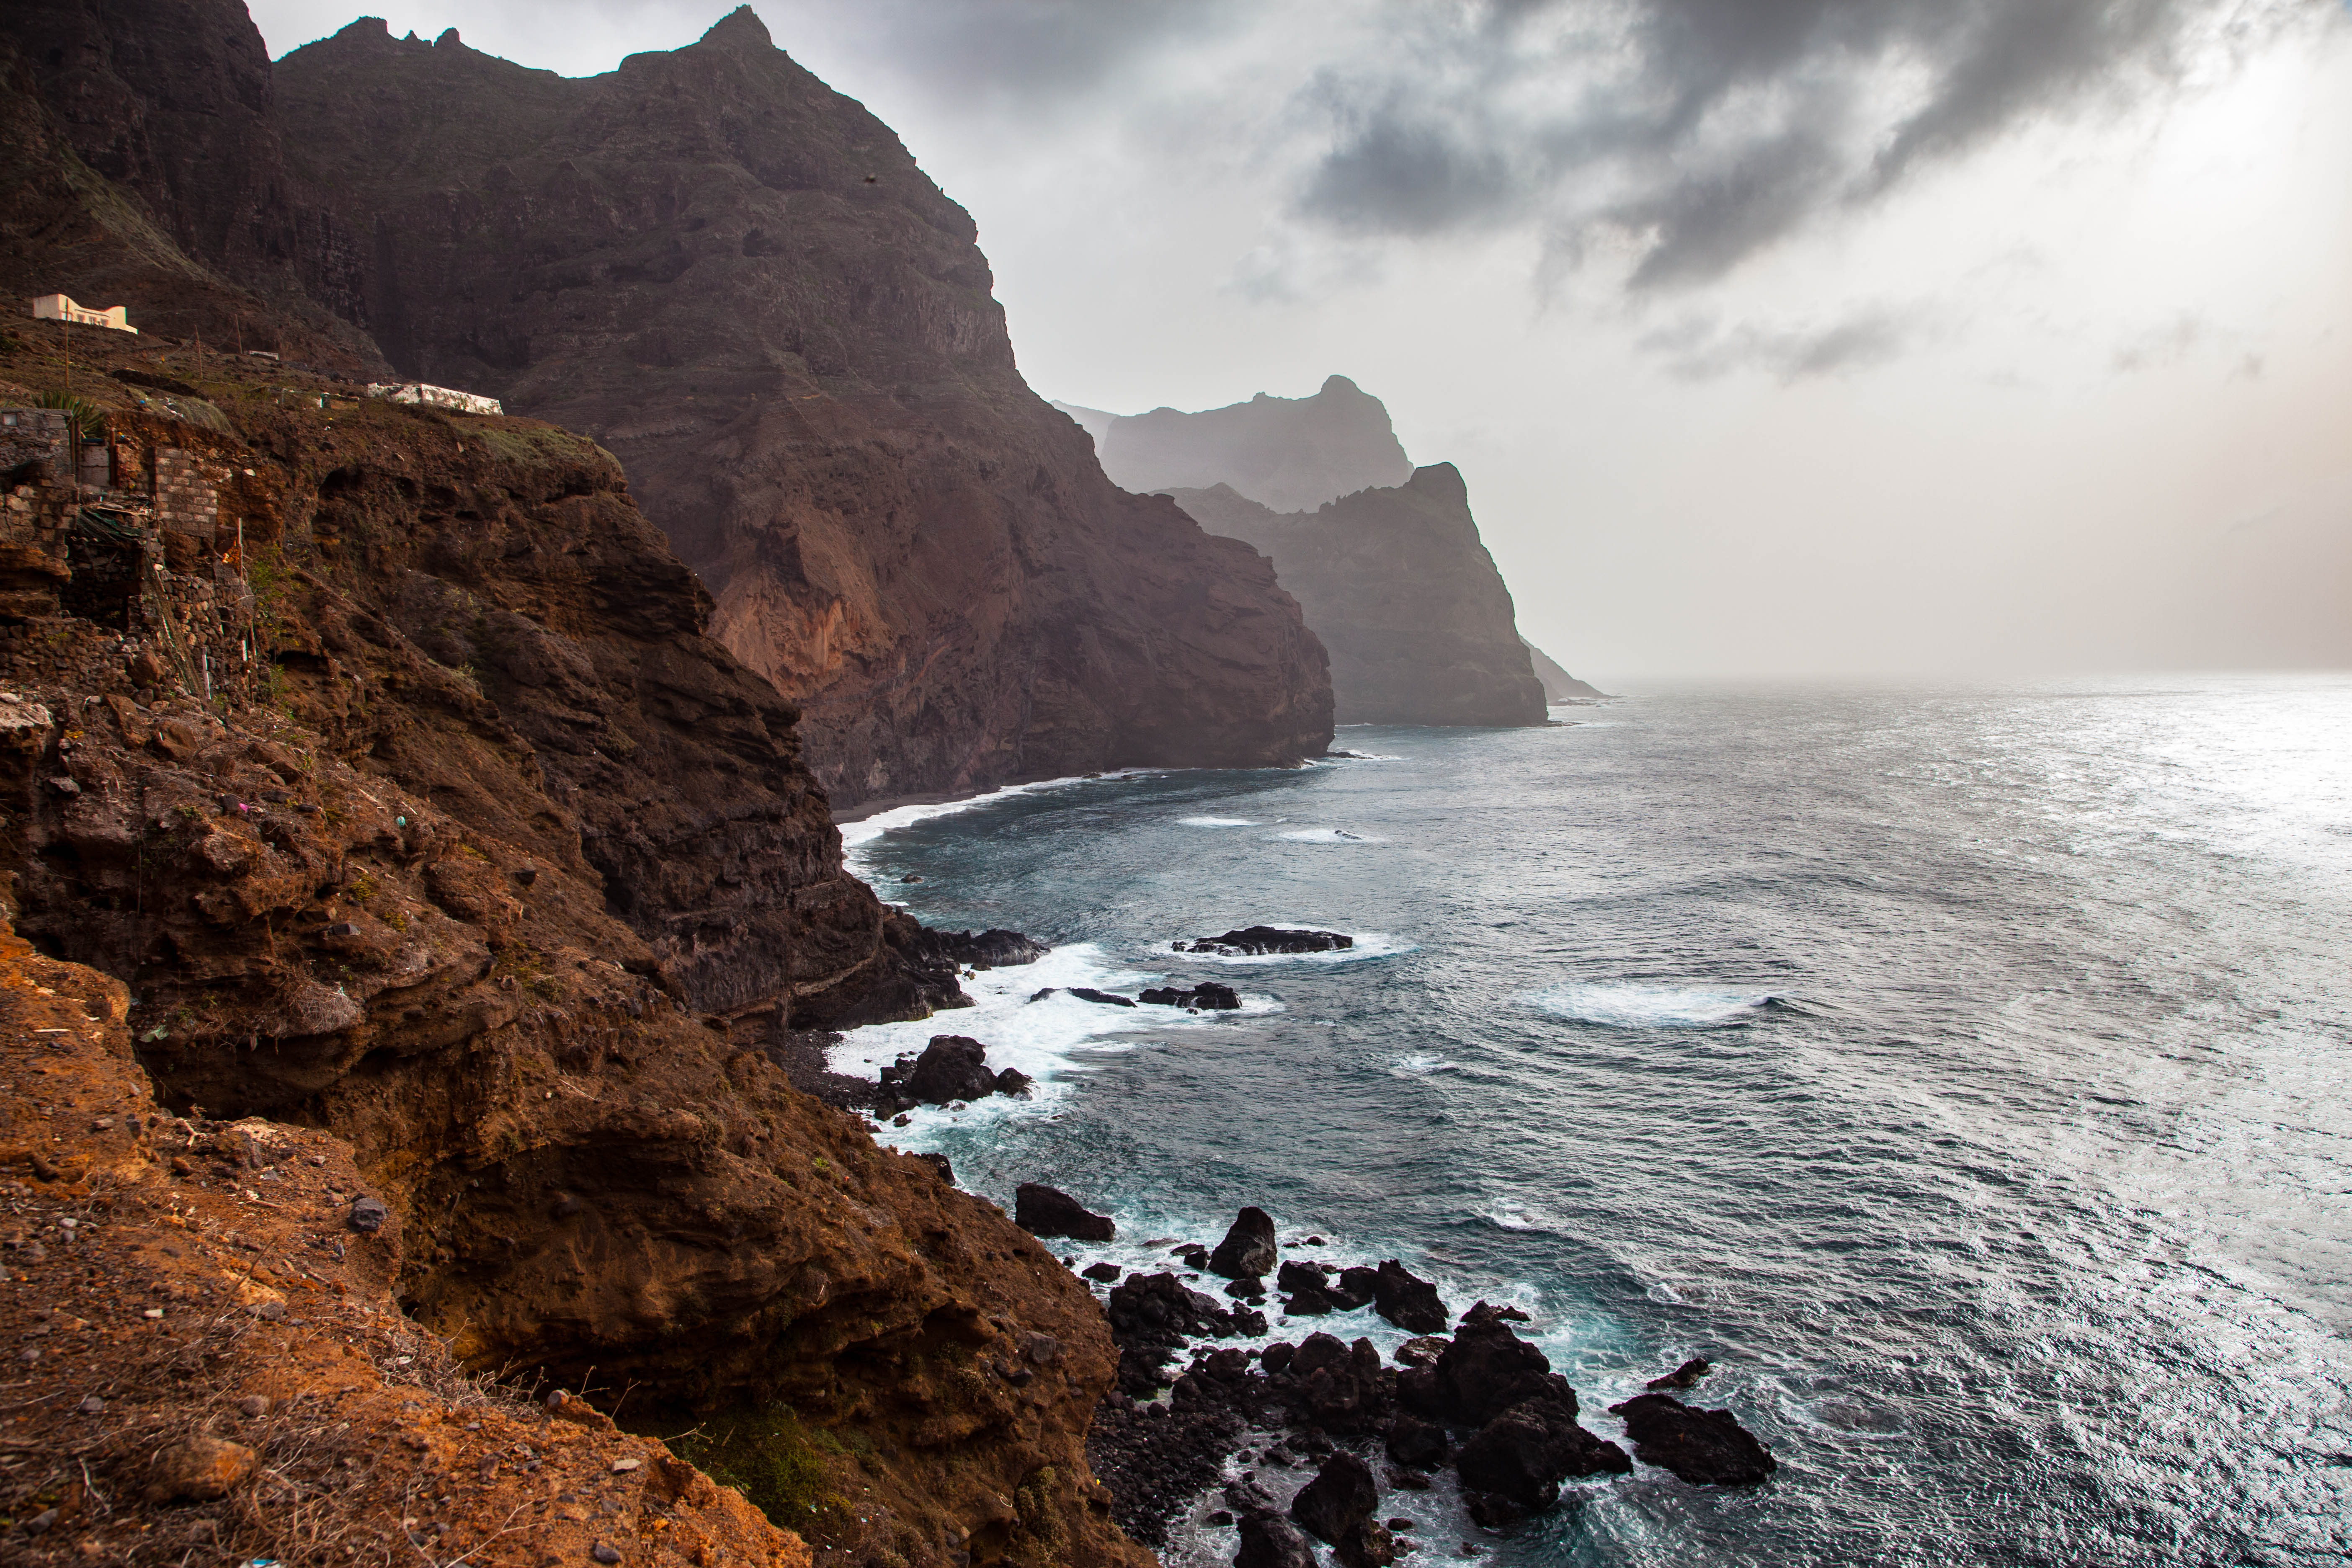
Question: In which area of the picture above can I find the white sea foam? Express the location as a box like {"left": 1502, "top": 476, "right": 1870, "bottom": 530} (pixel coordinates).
{"left": 1391, "top": 1053, "right": 1458, "bottom": 1077}
{"left": 1179, "top": 816, "right": 1260, "bottom": 827}
{"left": 830, "top": 943, "right": 1276, "bottom": 1150}
{"left": 1528, "top": 982, "right": 1777, "bottom": 1029}
{"left": 1272, "top": 828, "right": 1386, "bottom": 843}
{"left": 838, "top": 770, "right": 1157, "bottom": 861}
{"left": 1166, "top": 930, "right": 1414, "bottom": 967}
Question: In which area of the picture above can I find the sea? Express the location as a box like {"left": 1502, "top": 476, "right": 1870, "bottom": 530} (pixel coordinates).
{"left": 829, "top": 677, "right": 2352, "bottom": 1567}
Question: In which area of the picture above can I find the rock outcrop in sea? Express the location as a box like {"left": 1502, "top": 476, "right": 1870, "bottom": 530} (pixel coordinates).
{"left": 256, "top": 10, "right": 1333, "bottom": 809}
{"left": 1169, "top": 468, "right": 1550, "bottom": 727}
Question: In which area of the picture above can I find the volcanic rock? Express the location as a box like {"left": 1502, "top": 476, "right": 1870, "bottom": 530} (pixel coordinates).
{"left": 1137, "top": 981, "right": 1243, "bottom": 1009}
{"left": 1385, "top": 1412, "right": 1451, "bottom": 1470}
{"left": 1168, "top": 464, "right": 1548, "bottom": 727}
{"left": 1236, "top": 1507, "right": 1319, "bottom": 1568}
{"left": 1646, "top": 1356, "right": 1714, "bottom": 1391}
{"left": 269, "top": 12, "right": 1335, "bottom": 807}
{"left": 1455, "top": 1397, "right": 1631, "bottom": 1511}
{"left": 909, "top": 926, "right": 1049, "bottom": 970}
{"left": 1369, "top": 1259, "right": 1450, "bottom": 1334}
{"left": 1015, "top": 1183, "right": 1115, "bottom": 1243}
{"left": 1289, "top": 1332, "right": 1390, "bottom": 1433}
{"left": 1431, "top": 1315, "right": 1575, "bottom": 1427}
{"left": 898, "top": 1035, "right": 999, "bottom": 1104}
{"left": 1607, "top": 1393, "right": 1778, "bottom": 1485}
{"left": 1178, "top": 927, "right": 1353, "bottom": 957}
{"left": 1105, "top": 1271, "right": 1239, "bottom": 1395}
{"left": 1209, "top": 1206, "right": 1279, "bottom": 1278}
{"left": 1289, "top": 1450, "right": 1379, "bottom": 1545}
{"left": 1067, "top": 987, "right": 1138, "bottom": 1007}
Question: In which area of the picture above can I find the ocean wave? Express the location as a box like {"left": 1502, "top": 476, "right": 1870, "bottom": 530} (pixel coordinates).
{"left": 1273, "top": 828, "right": 1386, "bottom": 843}
{"left": 1167, "top": 930, "right": 1415, "bottom": 967}
{"left": 838, "top": 770, "right": 1159, "bottom": 862}
{"left": 1390, "top": 1053, "right": 1458, "bottom": 1077}
{"left": 830, "top": 944, "right": 1277, "bottom": 1148}
{"left": 1179, "top": 816, "right": 1260, "bottom": 827}
{"left": 1527, "top": 983, "right": 1787, "bottom": 1029}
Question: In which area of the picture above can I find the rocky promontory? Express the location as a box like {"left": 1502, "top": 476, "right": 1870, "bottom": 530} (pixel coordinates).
{"left": 1070, "top": 375, "right": 1414, "bottom": 513}
{"left": 1170, "top": 469, "right": 1549, "bottom": 727}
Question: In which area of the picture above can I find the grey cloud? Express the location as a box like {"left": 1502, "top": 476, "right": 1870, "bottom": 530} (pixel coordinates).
{"left": 1641, "top": 308, "right": 1915, "bottom": 381}
{"left": 1291, "top": 0, "right": 2321, "bottom": 288}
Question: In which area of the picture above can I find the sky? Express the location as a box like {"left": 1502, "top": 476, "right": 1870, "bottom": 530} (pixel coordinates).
{"left": 249, "top": 0, "right": 2352, "bottom": 684}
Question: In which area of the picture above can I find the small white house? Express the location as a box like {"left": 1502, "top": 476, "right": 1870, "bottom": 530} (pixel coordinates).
{"left": 31, "top": 294, "right": 137, "bottom": 333}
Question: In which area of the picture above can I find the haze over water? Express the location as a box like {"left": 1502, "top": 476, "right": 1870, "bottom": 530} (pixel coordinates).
{"left": 837, "top": 678, "right": 2352, "bottom": 1565}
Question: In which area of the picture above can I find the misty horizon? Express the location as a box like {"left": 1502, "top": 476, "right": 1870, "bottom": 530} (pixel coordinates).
{"left": 246, "top": 0, "right": 2352, "bottom": 685}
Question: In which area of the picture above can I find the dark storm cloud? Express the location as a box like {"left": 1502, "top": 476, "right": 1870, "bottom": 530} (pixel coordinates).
{"left": 1292, "top": 0, "right": 2313, "bottom": 289}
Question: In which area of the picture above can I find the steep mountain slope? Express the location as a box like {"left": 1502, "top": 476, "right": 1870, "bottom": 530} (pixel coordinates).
{"left": 0, "top": 0, "right": 381, "bottom": 369}
{"left": 1090, "top": 374, "right": 1413, "bottom": 512}
{"left": 1169, "top": 468, "right": 1549, "bottom": 727}
{"left": 0, "top": 323, "right": 1147, "bottom": 1567}
{"left": 269, "top": 12, "right": 1331, "bottom": 808}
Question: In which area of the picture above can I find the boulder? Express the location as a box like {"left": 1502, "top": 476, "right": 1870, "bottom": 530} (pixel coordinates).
{"left": 908, "top": 926, "right": 1048, "bottom": 970}
{"left": 993, "top": 1066, "right": 1034, "bottom": 1096}
{"left": 1208, "top": 1206, "right": 1278, "bottom": 1278}
{"left": 1289, "top": 1451, "right": 1377, "bottom": 1545}
{"left": 1176, "top": 926, "right": 1353, "bottom": 956}
{"left": 1368, "top": 1259, "right": 1448, "bottom": 1334}
{"left": 1106, "top": 1270, "right": 1241, "bottom": 1394}
{"left": 1646, "top": 1357, "right": 1713, "bottom": 1391}
{"left": 1082, "top": 1262, "right": 1122, "bottom": 1283}
{"left": 1607, "top": 1393, "right": 1777, "bottom": 1485}
{"left": 1067, "top": 986, "right": 1137, "bottom": 1007}
{"left": 1331, "top": 1265, "right": 1379, "bottom": 1309}
{"left": 1138, "top": 981, "right": 1243, "bottom": 1009}
{"left": 1384, "top": 1412, "right": 1449, "bottom": 1470}
{"left": 1392, "top": 1336, "right": 1448, "bottom": 1369}
{"left": 1432, "top": 1316, "right": 1570, "bottom": 1426}
{"left": 1455, "top": 1397, "right": 1630, "bottom": 1510}
{"left": 1014, "top": 1183, "right": 1114, "bottom": 1242}
{"left": 1291, "top": 1333, "right": 1387, "bottom": 1432}
{"left": 901, "top": 1034, "right": 1000, "bottom": 1104}
{"left": 1235, "top": 1507, "right": 1318, "bottom": 1568}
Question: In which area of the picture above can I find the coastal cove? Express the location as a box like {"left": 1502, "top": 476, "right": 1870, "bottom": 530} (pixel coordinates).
{"left": 834, "top": 680, "right": 2352, "bottom": 1566}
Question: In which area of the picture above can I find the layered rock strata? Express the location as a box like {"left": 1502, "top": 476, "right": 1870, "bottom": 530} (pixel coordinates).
{"left": 1169, "top": 468, "right": 1549, "bottom": 727}
{"left": 262, "top": 10, "right": 1331, "bottom": 807}
{"left": 0, "top": 328, "right": 1149, "bottom": 1566}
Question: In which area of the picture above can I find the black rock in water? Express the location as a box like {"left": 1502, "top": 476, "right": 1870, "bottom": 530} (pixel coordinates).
{"left": 1068, "top": 986, "right": 1138, "bottom": 1007}
{"left": 1432, "top": 1315, "right": 1574, "bottom": 1426}
{"left": 1209, "top": 1206, "right": 1279, "bottom": 1278}
{"left": 1106, "top": 1271, "right": 1242, "bottom": 1395}
{"left": 1236, "top": 1507, "right": 1318, "bottom": 1568}
{"left": 1455, "top": 1396, "right": 1630, "bottom": 1511}
{"left": 993, "top": 1067, "right": 1034, "bottom": 1097}
{"left": 1607, "top": 1393, "right": 1777, "bottom": 1485}
{"left": 1176, "top": 926, "right": 1354, "bottom": 956}
{"left": 1290, "top": 1332, "right": 1389, "bottom": 1433}
{"left": 908, "top": 926, "right": 1049, "bottom": 969}
{"left": 1332, "top": 1265, "right": 1379, "bottom": 1309}
{"left": 1082, "top": 1261, "right": 1123, "bottom": 1283}
{"left": 1369, "top": 1259, "right": 1449, "bottom": 1333}
{"left": 1015, "top": 1183, "right": 1115, "bottom": 1242}
{"left": 1138, "top": 981, "right": 1243, "bottom": 1009}
{"left": 1646, "top": 1357, "right": 1713, "bottom": 1391}
{"left": 1289, "top": 1451, "right": 1378, "bottom": 1545}
{"left": 1385, "top": 1413, "right": 1450, "bottom": 1470}
{"left": 901, "top": 1035, "right": 999, "bottom": 1104}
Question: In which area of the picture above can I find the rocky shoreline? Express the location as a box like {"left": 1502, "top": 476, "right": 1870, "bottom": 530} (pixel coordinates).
{"left": 803, "top": 929, "right": 1782, "bottom": 1563}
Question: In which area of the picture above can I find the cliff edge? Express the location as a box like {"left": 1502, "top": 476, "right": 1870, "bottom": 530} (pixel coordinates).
{"left": 1088, "top": 374, "right": 1414, "bottom": 513}
{"left": 1170, "top": 467, "right": 1550, "bottom": 727}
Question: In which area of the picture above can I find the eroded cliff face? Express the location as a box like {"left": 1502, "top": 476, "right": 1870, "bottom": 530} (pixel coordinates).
{"left": 1170, "top": 466, "right": 1549, "bottom": 728}
{"left": 0, "top": 329, "right": 1150, "bottom": 1566}
{"left": 1, "top": 0, "right": 383, "bottom": 370}
{"left": 266, "top": 10, "right": 1331, "bottom": 808}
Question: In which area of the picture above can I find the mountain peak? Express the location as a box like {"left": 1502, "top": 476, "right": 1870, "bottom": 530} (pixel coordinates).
{"left": 699, "top": 5, "right": 774, "bottom": 52}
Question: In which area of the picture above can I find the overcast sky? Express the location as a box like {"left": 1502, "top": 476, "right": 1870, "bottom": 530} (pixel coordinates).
{"left": 251, "top": 0, "right": 2352, "bottom": 684}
